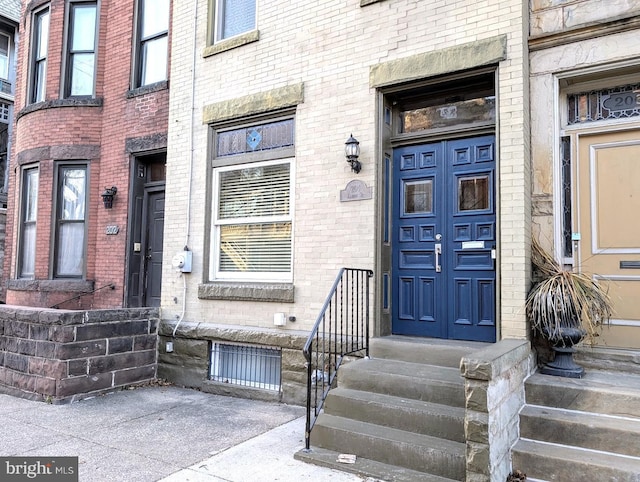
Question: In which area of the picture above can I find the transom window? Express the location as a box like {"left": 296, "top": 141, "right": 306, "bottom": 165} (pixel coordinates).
{"left": 65, "top": 2, "right": 97, "bottom": 97}
{"left": 135, "top": 0, "right": 169, "bottom": 87}
{"left": 213, "top": 0, "right": 256, "bottom": 42}
{"left": 210, "top": 116, "right": 295, "bottom": 282}
{"left": 567, "top": 83, "right": 640, "bottom": 124}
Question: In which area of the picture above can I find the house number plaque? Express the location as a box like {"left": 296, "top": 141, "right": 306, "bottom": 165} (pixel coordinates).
{"left": 340, "top": 180, "right": 372, "bottom": 202}
{"left": 105, "top": 225, "right": 120, "bottom": 235}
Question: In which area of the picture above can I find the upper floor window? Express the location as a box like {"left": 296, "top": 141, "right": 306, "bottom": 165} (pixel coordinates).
{"left": 54, "top": 164, "right": 88, "bottom": 278}
{"left": 65, "top": 2, "right": 97, "bottom": 97}
{"left": 19, "top": 167, "right": 39, "bottom": 278}
{"left": 135, "top": 0, "right": 169, "bottom": 87}
{"left": 214, "top": 0, "right": 256, "bottom": 42}
{"left": 30, "top": 7, "right": 49, "bottom": 103}
{"left": 0, "top": 33, "right": 10, "bottom": 81}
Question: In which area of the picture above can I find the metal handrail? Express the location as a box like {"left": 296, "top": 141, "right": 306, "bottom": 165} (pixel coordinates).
{"left": 302, "top": 267, "right": 373, "bottom": 450}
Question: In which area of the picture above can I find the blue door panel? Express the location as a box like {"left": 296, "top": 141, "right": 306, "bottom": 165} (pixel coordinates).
{"left": 418, "top": 277, "right": 436, "bottom": 322}
{"left": 392, "top": 135, "right": 496, "bottom": 342}
{"left": 453, "top": 278, "right": 472, "bottom": 325}
{"left": 398, "top": 277, "right": 416, "bottom": 320}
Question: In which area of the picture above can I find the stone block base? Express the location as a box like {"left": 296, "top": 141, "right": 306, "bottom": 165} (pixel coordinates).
{"left": 0, "top": 306, "right": 158, "bottom": 403}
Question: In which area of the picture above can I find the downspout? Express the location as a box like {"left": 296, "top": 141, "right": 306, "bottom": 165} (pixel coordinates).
{"left": 172, "top": 0, "right": 198, "bottom": 338}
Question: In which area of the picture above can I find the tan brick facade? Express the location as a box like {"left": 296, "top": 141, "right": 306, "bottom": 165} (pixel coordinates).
{"left": 162, "top": 0, "right": 531, "bottom": 398}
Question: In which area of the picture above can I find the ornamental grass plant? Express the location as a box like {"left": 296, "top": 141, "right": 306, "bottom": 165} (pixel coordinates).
{"left": 525, "top": 237, "right": 613, "bottom": 345}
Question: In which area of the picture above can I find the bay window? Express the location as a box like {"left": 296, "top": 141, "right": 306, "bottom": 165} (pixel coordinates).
{"left": 19, "top": 168, "right": 39, "bottom": 278}
{"left": 65, "top": 2, "right": 97, "bottom": 97}
{"left": 54, "top": 165, "right": 87, "bottom": 277}
{"left": 30, "top": 6, "right": 49, "bottom": 103}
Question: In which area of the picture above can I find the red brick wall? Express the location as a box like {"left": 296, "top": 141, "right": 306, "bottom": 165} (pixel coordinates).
{"left": 4, "top": 0, "right": 170, "bottom": 308}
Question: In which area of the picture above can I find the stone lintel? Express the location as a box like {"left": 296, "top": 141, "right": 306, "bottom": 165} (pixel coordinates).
{"left": 460, "top": 339, "right": 531, "bottom": 381}
{"left": 370, "top": 35, "right": 507, "bottom": 89}
{"left": 202, "top": 83, "right": 304, "bottom": 124}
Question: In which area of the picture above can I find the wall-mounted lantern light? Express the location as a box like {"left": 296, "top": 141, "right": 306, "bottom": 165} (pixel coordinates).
{"left": 345, "top": 134, "right": 361, "bottom": 173}
{"left": 101, "top": 186, "right": 117, "bottom": 209}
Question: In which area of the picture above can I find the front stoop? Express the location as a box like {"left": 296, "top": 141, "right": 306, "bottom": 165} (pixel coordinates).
{"left": 296, "top": 337, "right": 484, "bottom": 481}
{"left": 512, "top": 364, "right": 640, "bottom": 481}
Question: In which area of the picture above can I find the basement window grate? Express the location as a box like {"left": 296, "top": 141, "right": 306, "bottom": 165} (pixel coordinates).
{"left": 209, "top": 343, "right": 282, "bottom": 391}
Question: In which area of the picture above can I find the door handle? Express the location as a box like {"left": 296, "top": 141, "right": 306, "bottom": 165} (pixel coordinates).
{"left": 435, "top": 243, "right": 442, "bottom": 273}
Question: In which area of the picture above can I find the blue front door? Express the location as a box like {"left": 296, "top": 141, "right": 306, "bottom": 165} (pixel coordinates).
{"left": 392, "top": 136, "right": 496, "bottom": 342}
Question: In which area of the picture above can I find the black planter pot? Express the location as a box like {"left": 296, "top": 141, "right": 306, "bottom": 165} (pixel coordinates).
{"left": 540, "top": 326, "right": 586, "bottom": 378}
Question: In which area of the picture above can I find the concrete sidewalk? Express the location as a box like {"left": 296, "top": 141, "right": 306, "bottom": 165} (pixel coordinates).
{"left": 0, "top": 385, "right": 364, "bottom": 481}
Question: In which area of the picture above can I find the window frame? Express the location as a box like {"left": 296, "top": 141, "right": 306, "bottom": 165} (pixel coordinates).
{"left": 53, "top": 162, "right": 89, "bottom": 279}
{"left": 208, "top": 114, "right": 296, "bottom": 283}
{"left": 0, "top": 31, "right": 11, "bottom": 82}
{"left": 18, "top": 166, "right": 39, "bottom": 279}
{"left": 63, "top": 0, "right": 98, "bottom": 98}
{"left": 211, "top": 158, "right": 294, "bottom": 282}
{"left": 29, "top": 5, "right": 50, "bottom": 104}
{"left": 210, "top": 0, "right": 257, "bottom": 44}
{"left": 133, "top": 0, "right": 169, "bottom": 88}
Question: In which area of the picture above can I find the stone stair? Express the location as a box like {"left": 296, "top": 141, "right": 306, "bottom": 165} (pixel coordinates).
{"left": 512, "top": 358, "right": 640, "bottom": 482}
{"left": 296, "top": 336, "right": 486, "bottom": 481}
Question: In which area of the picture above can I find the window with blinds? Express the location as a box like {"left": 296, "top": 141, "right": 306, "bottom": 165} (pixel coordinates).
{"left": 210, "top": 115, "right": 295, "bottom": 281}
{"left": 213, "top": 159, "right": 293, "bottom": 280}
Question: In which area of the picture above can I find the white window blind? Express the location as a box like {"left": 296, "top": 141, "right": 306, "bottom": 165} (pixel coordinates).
{"left": 214, "top": 160, "right": 292, "bottom": 279}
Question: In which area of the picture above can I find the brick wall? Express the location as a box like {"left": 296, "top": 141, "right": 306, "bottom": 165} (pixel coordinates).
{"left": 0, "top": 306, "right": 158, "bottom": 403}
{"left": 4, "top": 0, "right": 170, "bottom": 308}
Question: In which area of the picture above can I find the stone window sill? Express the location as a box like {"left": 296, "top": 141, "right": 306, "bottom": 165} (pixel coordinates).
{"left": 126, "top": 81, "right": 169, "bottom": 99}
{"left": 202, "top": 30, "right": 260, "bottom": 58}
{"left": 17, "top": 97, "right": 103, "bottom": 120}
{"left": 7, "top": 279, "right": 95, "bottom": 292}
{"left": 198, "top": 282, "right": 294, "bottom": 303}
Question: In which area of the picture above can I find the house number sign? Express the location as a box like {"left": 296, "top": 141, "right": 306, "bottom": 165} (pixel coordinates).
{"left": 602, "top": 91, "right": 640, "bottom": 111}
{"left": 105, "top": 225, "right": 120, "bottom": 235}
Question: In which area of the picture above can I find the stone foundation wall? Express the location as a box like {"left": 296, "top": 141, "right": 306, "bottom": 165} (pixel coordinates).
{"left": 158, "top": 319, "right": 308, "bottom": 405}
{"left": 0, "top": 306, "right": 158, "bottom": 403}
{"left": 461, "top": 340, "right": 535, "bottom": 482}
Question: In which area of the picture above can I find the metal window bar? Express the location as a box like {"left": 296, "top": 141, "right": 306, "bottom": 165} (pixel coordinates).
{"left": 210, "top": 343, "right": 281, "bottom": 391}
{"left": 302, "top": 268, "right": 373, "bottom": 450}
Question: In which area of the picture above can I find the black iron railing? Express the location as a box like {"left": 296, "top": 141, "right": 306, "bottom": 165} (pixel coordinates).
{"left": 303, "top": 267, "right": 373, "bottom": 450}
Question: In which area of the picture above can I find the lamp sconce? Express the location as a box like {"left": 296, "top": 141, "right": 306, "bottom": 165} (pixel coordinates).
{"left": 345, "top": 134, "right": 361, "bottom": 173}
{"left": 101, "top": 186, "right": 117, "bottom": 209}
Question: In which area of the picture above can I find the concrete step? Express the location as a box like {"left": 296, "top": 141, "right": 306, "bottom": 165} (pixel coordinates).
{"left": 311, "top": 413, "right": 465, "bottom": 480}
{"left": 521, "top": 404, "right": 640, "bottom": 458}
{"left": 323, "top": 387, "right": 465, "bottom": 443}
{"left": 525, "top": 371, "right": 640, "bottom": 418}
{"left": 369, "top": 336, "right": 485, "bottom": 368}
{"left": 575, "top": 347, "right": 640, "bottom": 375}
{"left": 338, "top": 358, "right": 465, "bottom": 407}
{"left": 295, "top": 446, "right": 459, "bottom": 482}
{"left": 512, "top": 438, "right": 640, "bottom": 482}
